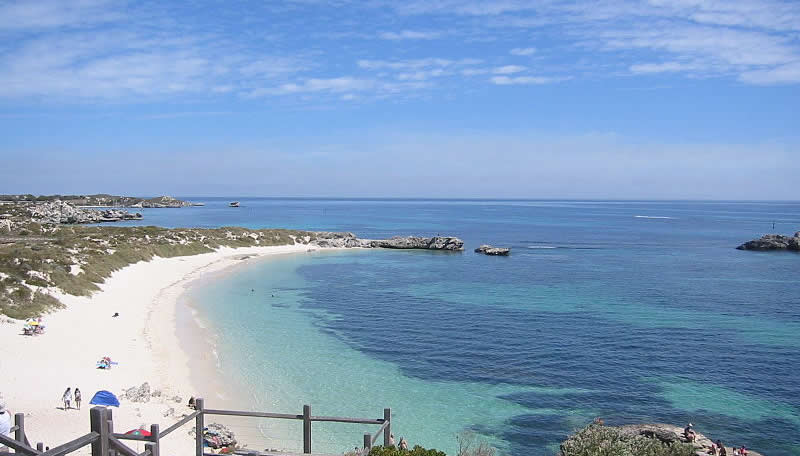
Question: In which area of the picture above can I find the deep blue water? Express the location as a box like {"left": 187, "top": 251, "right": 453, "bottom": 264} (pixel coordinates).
{"left": 125, "top": 199, "right": 800, "bottom": 455}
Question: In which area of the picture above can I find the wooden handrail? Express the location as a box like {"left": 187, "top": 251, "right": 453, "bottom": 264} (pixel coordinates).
{"left": 311, "top": 416, "right": 383, "bottom": 425}
{"left": 371, "top": 420, "right": 391, "bottom": 446}
{"left": 203, "top": 409, "right": 302, "bottom": 420}
{"left": 111, "top": 433, "right": 151, "bottom": 442}
{"left": 0, "top": 434, "right": 40, "bottom": 456}
{"left": 108, "top": 435, "right": 141, "bottom": 456}
{"left": 158, "top": 410, "right": 201, "bottom": 438}
{"left": 39, "top": 432, "right": 99, "bottom": 456}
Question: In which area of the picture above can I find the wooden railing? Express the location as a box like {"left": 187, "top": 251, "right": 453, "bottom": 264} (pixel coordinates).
{"left": 1, "top": 399, "right": 391, "bottom": 456}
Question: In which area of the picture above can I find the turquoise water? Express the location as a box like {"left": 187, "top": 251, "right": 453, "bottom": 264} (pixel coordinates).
{"left": 152, "top": 199, "right": 799, "bottom": 455}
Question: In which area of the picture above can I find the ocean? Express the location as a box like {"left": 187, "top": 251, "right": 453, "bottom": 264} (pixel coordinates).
{"left": 118, "top": 199, "right": 800, "bottom": 456}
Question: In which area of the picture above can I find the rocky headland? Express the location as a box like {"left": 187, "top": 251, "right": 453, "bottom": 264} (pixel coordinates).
{"left": 474, "top": 244, "right": 510, "bottom": 255}
{"left": 613, "top": 423, "right": 764, "bottom": 456}
{"left": 561, "top": 423, "right": 764, "bottom": 456}
{"left": 0, "top": 193, "right": 199, "bottom": 208}
{"left": 736, "top": 232, "right": 800, "bottom": 251}
{"left": 27, "top": 200, "right": 142, "bottom": 224}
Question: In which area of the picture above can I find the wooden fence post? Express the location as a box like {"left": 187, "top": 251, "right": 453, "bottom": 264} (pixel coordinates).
{"left": 107, "top": 411, "right": 117, "bottom": 456}
{"left": 363, "top": 433, "right": 371, "bottom": 453}
{"left": 149, "top": 424, "right": 160, "bottom": 456}
{"left": 383, "top": 408, "right": 391, "bottom": 447}
{"left": 302, "top": 405, "right": 311, "bottom": 454}
{"left": 194, "top": 398, "right": 204, "bottom": 456}
{"left": 14, "top": 413, "right": 25, "bottom": 445}
{"left": 90, "top": 407, "right": 109, "bottom": 456}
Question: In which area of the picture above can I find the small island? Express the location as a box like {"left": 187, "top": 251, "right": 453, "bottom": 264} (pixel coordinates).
{"left": 736, "top": 232, "right": 800, "bottom": 251}
{"left": 475, "top": 245, "right": 510, "bottom": 256}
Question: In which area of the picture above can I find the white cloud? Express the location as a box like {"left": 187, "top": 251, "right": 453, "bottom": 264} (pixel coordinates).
{"left": 379, "top": 30, "right": 441, "bottom": 40}
{"left": 493, "top": 65, "right": 526, "bottom": 74}
{"left": 0, "top": 0, "right": 122, "bottom": 30}
{"left": 739, "top": 62, "right": 800, "bottom": 84}
{"left": 629, "top": 61, "right": 707, "bottom": 74}
{"left": 510, "top": 47, "right": 536, "bottom": 56}
{"left": 357, "top": 58, "right": 481, "bottom": 70}
{"left": 490, "top": 75, "right": 564, "bottom": 85}
{"left": 253, "top": 77, "right": 374, "bottom": 96}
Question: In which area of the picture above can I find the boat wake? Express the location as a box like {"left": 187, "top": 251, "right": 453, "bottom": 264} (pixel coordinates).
{"left": 634, "top": 215, "right": 674, "bottom": 219}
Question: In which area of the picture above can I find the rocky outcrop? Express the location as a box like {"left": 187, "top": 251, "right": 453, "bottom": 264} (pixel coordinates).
{"left": 123, "top": 382, "right": 153, "bottom": 403}
{"left": 28, "top": 200, "right": 142, "bottom": 224}
{"left": 130, "top": 196, "right": 200, "bottom": 208}
{"left": 611, "top": 424, "right": 764, "bottom": 456}
{"left": 374, "top": 236, "right": 464, "bottom": 250}
{"left": 312, "top": 232, "right": 464, "bottom": 251}
{"left": 475, "top": 245, "right": 510, "bottom": 256}
{"left": 736, "top": 232, "right": 800, "bottom": 251}
{"left": 191, "top": 423, "right": 237, "bottom": 450}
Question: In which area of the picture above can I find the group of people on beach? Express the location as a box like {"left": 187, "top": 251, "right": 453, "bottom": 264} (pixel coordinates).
{"left": 61, "top": 387, "right": 82, "bottom": 411}
{"left": 684, "top": 423, "right": 748, "bottom": 456}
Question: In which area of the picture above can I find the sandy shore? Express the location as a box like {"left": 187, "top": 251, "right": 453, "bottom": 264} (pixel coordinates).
{"left": 0, "top": 244, "right": 319, "bottom": 455}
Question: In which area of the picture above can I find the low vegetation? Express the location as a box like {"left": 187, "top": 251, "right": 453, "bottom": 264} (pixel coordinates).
{"left": 560, "top": 424, "right": 696, "bottom": 456}
{"left": 0, "top": 221, "right": 313, "bottom": 319}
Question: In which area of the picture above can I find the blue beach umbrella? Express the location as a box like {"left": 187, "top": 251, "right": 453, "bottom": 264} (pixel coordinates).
{"left": 89, "top": 390, "right": 120, "bottom": 407}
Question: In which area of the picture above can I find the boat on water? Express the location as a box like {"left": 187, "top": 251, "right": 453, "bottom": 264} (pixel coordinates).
{"left": 229, "top": 201, "right": 240, "bottom": 207}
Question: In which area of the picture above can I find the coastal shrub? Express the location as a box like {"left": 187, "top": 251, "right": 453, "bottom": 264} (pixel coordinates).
{"left": 457, "top": 431, "right": 495, "bottom": 456}
{"left": 560, "top": 424, "right": 696, "bottom": 456}
{"left": 369, "top": 445, "right": 447, "bottom": 456}
{"left": 0, "top": 221, "right": 317, "bottom": 318}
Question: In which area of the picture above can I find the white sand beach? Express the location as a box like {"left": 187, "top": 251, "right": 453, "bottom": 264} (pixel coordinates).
{"left": 0, "top": 244, "right": 319, "bottom": 455}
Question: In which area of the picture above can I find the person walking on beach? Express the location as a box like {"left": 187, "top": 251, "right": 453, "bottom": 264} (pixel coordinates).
{"left": 62, "top": 387, "right": 72, "bottom": 411}
{"left": 74, "top": 388, "right": 82, "bottom": 410}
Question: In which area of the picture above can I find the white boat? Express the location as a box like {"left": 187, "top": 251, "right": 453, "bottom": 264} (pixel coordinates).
{"left": 229, "top": 201, "right": 240, "bottom": 207}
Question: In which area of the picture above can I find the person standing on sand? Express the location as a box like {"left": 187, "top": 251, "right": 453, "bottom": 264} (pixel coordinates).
{"left": 62, "top": 388, "right": 72, "bottom": 411}
{"left": 74, "top": 388, "right": 82, "bottom": 410}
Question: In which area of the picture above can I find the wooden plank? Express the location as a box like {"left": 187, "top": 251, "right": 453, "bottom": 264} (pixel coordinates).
{"left": 195, "top": 398, "right": 204, "bottom": 456}
{"left": 15, "top": 413, "right": 29, "bottom": 446}
{"left": 371, "top": 420, "right": 390, "bottom": 446}
{"left": 90, "top": 407, "right": 108, "bottom": 456}
{"left": 158, "top": 411, "right": 200, "bottom": 438}
{"left": 203, "top": 409, "right": 302, "bottom": 420}
{"left": 383, "top": 409, "right": 391, "bottom": 448}
{"left": 111, "top": 434, "right": 151, "bottom": 442}
{"left": 149, "top": 424, "right": 159, "bottom": 456}
{"left": 303, "top": 405, "right": 311, "bottom": 454}
{"left": 108, "top": 436, "right": 141, "bottom": 456}
{"left": 310, "top": 416, "right": 382, "bottom": 425}
{"left": 40, "top": 433, "right": 99, "bottom": 456}
{"left": 0, "top": 434, "right": 41, "bottom": 455}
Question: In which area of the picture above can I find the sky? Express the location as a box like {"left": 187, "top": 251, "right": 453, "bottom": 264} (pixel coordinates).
{"left": 0, "top": 0, "right": 798, "bottom": 199}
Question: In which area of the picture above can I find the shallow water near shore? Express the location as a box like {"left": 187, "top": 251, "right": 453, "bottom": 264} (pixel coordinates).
{"left": 153, "top": 199, "right": 799, "bottom": 456}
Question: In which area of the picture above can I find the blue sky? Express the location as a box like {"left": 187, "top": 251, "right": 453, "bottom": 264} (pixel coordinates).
{"left": 0, "top": 0, "right": 798, "bottom": 199}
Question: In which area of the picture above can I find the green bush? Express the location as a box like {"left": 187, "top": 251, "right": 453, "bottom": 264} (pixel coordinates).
{"left": 369, "top": 445, "right": 447, "bottom": 456}
{"left": 560, "top": 425, "right": 696, "bottom": 456}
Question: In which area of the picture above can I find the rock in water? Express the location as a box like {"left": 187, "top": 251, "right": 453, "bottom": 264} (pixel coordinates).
{"left": 475, "top": 245, "right": 510, "bottom": 256}
{"left": 312, "top": 233, "right": 464, "bottom": 250}
{"left": 374, "top": 236, "right": 464, "bottom": 250}
{"left": 736, "top": 233, "right": 800, "bottom": 251}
